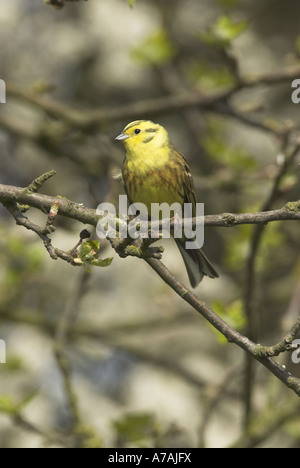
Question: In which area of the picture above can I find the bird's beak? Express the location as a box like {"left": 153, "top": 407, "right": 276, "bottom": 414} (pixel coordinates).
{"left": 115, "top": 132, "right": 130, "bottom": 141}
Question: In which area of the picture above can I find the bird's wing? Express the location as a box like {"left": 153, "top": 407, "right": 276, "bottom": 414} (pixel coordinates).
{"left": 173, "top": 148, "right": 197, "bottom": 215}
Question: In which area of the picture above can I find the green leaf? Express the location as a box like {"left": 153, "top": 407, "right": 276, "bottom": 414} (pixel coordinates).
{"left": 132, "top": 29, "right": 177, "bottom": 66}
{"left": 78, "top": 240, "right": 100, "bottom": 260}
{"left": 76, "top": 241, "right": 113, "bottom": 270}
{"left": 128, "top": 0, "right": 136, "bottom": 8}
{"left": 87, "top": 257, "right": 113, "bottom": 268}
{"left": 199, "top": 15, "right": 248, "bottom": 46}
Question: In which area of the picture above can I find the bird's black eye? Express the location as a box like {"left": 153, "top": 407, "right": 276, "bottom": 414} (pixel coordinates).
{"left": 134, "top": 129, "right": 141, "bottom": 135}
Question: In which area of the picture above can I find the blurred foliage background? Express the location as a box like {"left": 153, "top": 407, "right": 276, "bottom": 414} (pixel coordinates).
{"left": 1, "top": 0, "right": 300, "bottom": 448}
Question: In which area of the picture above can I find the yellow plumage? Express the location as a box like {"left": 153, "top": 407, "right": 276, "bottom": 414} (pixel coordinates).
{"left": 116, "top": 120, "right": 218, "bottom": 287}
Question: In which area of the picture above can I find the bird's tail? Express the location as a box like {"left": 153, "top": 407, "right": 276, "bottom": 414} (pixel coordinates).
{"left": 175, "top": 239, "right": 218, "bottom": 288}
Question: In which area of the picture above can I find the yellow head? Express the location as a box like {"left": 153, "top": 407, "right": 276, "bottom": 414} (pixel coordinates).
{"left": 115, "top": 120, "right": 170, "bottom": 155}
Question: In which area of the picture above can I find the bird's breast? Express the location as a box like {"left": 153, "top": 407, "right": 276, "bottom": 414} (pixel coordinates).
{"left": 122, "top": 159, "right": 184, "bottom": 213}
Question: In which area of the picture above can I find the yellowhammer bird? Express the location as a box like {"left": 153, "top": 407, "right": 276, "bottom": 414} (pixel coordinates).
{"left": 115, "top": 120, "right": 218, "bottom": 288}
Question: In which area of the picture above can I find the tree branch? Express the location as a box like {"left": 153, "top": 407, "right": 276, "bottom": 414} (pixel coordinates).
{"left": 1, "top": 176, "right": 300, "bottom": 398}
{"left": 243, "top": 136, "right": 300, "bottom": 426}
{"left": 145, "top": 258, "right": 300, "bottom": 397}
{"left": 1, "top": 183, "right": 300, "bottom": 230}
{"left": 6, "top": 64, "right": 300, "bottom": 129}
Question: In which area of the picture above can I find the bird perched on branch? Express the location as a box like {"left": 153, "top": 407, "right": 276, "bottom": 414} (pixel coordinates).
{"left": 116, "top": 120, "right": 218, "bottom": 288}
